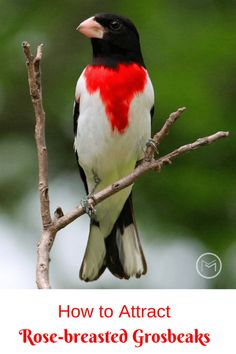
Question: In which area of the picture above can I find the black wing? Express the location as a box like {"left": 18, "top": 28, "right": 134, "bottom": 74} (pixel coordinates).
{"left": 73, "top": 100, "right": 89, "bottom": 194}
{"left": 150, "top": 105, "right": 155, "bottom": 124}
{"left": 73, "top": 101, "right": 80, "bottom": 136}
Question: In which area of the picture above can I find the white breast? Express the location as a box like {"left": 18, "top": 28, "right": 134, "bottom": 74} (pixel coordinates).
{"left": 74, "top": 71, "right": 154, "bottom": 184}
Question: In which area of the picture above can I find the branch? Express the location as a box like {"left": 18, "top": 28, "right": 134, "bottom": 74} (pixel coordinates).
{"left": 23, "top": 42, "right": 51, "bottom": 229}
{"left": 23, "top": 42, "right": 52, "bottom": 288}
{"left": 144, "top": 106, "right": 186, "bottom": 161}
{"left": 23, "top": 42, "right": 229, "bottom": 289}
{"left": 54, "top": 130, "right": 228, "bottom": 231}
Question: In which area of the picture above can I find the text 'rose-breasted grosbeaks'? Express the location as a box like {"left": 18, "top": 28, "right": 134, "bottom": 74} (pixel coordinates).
{"left": 74, "top": 13, "right": 154, "bottom": 281}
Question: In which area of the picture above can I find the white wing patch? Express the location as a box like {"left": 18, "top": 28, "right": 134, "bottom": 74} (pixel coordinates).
{"left": 116, "top": 224, "right": 145, "bottom": 277}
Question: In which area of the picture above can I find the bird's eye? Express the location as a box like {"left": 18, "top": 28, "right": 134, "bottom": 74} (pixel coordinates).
{"left": 109, "top": 20, "right": 122, "bottom": 31}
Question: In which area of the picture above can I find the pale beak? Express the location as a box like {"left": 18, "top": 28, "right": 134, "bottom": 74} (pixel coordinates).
{"left": 76, "top": 16, "right": 104, "bottom": 39}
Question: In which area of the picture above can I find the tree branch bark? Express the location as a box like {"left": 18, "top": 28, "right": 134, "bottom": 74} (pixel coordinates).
{"left": 23, "top": 42, "right": 53, "bottom": 288}
{"left": 23, "top": 42, "right": 229, "bottom": 289}
{"left": 23, "top": 42, "right": 51, "bottom": 229}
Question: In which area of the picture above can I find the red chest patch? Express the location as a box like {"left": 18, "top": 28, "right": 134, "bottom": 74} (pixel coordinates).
{"left": 84, "top": 64, "right": 147, "bottom": 133}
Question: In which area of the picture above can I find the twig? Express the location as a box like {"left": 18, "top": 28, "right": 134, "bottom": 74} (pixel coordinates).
{"left": 144, "top": 107, "right": 186, "bottom": 161}
{"left": 54, "top": 130, "right": 229, "bottom": 231}
{"left": 23, "top": 42, "right": 51, "bottom": 228}
{"left": 23, "top": 42, "right": 229, "bottom": 289}
{"left": 23, "top": 42, "right": 52, "bottom": 288}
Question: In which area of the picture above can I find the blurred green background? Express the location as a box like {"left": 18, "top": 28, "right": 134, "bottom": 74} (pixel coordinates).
{"left": 0, "top": 0, "right": 235, "bottom": 288}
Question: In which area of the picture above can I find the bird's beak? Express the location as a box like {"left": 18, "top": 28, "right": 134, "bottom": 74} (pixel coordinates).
{"left": 76, "top": 16, "right": 105, "bottom": 39}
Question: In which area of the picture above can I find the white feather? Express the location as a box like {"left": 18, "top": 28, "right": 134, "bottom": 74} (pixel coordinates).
{"left": 116, "top": 224, "right": 144, "bottom": 276}
{"left": 80, "top": 225, "right": 106, "bottom": 280}
{"left": 74, "top": 69, "right": 154, "bottom": 238}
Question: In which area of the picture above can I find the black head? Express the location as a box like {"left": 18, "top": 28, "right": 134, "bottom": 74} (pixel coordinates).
{"left": 77, "top": 13, "right": 145, "bottom": 68}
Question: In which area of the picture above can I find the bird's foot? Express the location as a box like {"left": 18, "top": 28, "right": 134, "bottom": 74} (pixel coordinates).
{"left": 80, "top": 194, "right": 96, "bottom": 217}
{"left": 144, "top": 138, "right": 159, "bottom": 162}
{"left": 146, "top": 138, "right": 158, "bottom": 152}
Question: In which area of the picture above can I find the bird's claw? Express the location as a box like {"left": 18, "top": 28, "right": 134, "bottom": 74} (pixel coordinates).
{"left": 146, "top": 138, "right": 159, "bottom": 154}
{"left": 80, "top": 195, "right": 96, "bottom": 217}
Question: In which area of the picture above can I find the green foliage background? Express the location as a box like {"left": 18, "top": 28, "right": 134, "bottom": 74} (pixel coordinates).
{"left": 0, "top": 0, "right": 235, "bottom": 288}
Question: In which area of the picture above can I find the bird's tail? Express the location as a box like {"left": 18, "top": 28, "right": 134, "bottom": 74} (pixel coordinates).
{"left": 79, "top": 220, "right": 107, "bottom": 282}
{"left": 79, "top": 194, "right": 147, "bottom": 282}
{"left": 105, "top": 194, "right": 147, "bottom": 279}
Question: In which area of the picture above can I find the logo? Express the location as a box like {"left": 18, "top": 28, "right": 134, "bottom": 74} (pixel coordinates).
{"left": 196, "top": 252, "right": 222, "bottom": 279}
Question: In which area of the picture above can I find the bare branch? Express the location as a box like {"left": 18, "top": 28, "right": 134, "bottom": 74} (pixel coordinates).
{"left": 23, "top": 42, "right": 51, "bottom": 229}
{"left": 23, "top": 42, "right": 229, "bottom": 289}
{"left": 23, "top": 42, "right": 52, "bottom": 289}
{"left": 144, "top": 107, "right": 186, "bottom": 161}
{"left": 55, "top": 130, "right": 229, "bottom": 231}
{"left": 35, "top": 43, "right": 43, "bottom": 62}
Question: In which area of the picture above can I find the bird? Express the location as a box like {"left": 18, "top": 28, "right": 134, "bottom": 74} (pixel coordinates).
{"left": 74, "top": 13, "right": 155, "bottom": 281}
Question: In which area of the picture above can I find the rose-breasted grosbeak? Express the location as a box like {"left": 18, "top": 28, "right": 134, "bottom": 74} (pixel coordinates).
{"left": 74, "top": 13, "right": 154, "bottom": 281}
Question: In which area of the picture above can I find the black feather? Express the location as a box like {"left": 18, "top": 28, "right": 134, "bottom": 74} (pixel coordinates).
{"left": 150, "top": 105, "right": 155, "bottom": 122}
{"left": 91, "top": 13, "right": 145, "bottom": 68}
{"left": 73, "top": 101, "right": 89, "bottom": 194}
{"left": 105, "top": 193, "right": 147, "bottom": 279}
{"left": 73, "top": 101, "right": 80, "bottom": 136}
